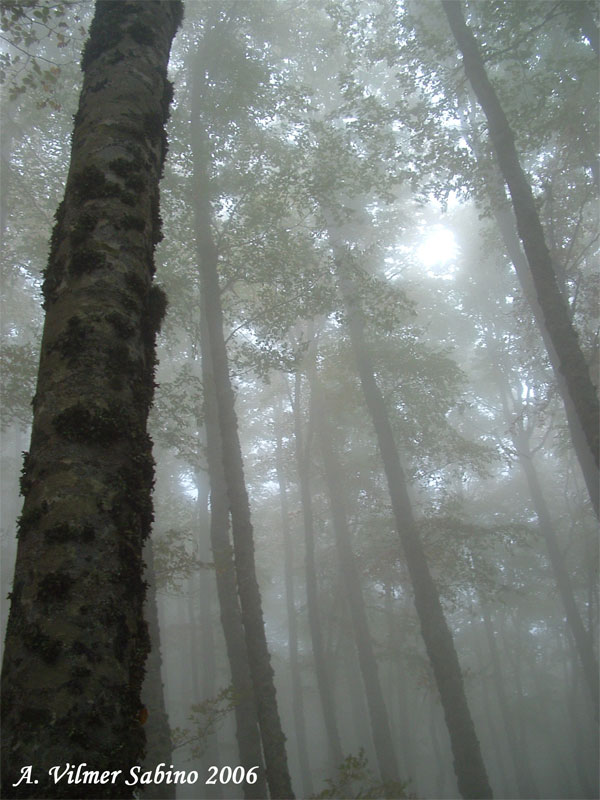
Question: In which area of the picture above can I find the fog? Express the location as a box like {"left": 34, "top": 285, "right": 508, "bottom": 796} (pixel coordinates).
{"left": 1, "top": 1, "right": 598, "bottom": 799}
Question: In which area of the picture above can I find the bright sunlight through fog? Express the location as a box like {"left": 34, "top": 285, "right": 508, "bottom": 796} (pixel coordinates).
{"left": 417, "top": 226, "right": 458, "bottom": 275}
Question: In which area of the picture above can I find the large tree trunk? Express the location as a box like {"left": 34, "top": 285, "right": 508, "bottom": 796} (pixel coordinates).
{"left": 275, "top": 427, "right": 314, "bottom": 797}
{"left": 312, "top": 378, "right": 400, "bottom": 785}
{"left": 443, "top": 0, "right": 599, "bottom": 474}
{"left": 291, "top": 371, "right": 344, "bottom": 770}
{"left": 0, "top": 2, "right": 181, "bottom": 797}
{"left": 327, "top": 227, "right": 492, "bottom": 798}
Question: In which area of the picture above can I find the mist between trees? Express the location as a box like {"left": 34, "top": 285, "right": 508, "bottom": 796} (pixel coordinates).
{"left": 0, "top": 1, "right": 598, "bottom": 799}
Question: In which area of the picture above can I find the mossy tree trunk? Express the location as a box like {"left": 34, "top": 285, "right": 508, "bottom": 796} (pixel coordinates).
{"left": 443, "top": 0, "right": 599, "bottom": 474}
{"left": 0, "top": 2, "right": 181, "bottom": 798}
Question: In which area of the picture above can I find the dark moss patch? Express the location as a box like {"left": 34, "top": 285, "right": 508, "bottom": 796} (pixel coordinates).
{"left": 147, "top": 283, "right": 168, "bottom": 335}
{"left": 113, "top": 614, "right": 129, "bottom": 663}
{"left": 71, "top": 639, "right": 102, "bottom": 663}
{"left": 107, "top": 311, "right": 134, "bottom": 339}
{"left": 44, "top": 523, "right": 95, "bottom": 544}
{"left": 150, "top": 192, "right": 163, "bottom": 245}
{"left": 71, "top": 165, "right": 136, "bottom": 207}
{"left": 37, "top": 571, "right": 73, "bottom": 603}
{"left": 53, "top": 402, "right": 131, "bottom": 445}
{"left": 20, "top": 706, "right": 52, "bottom": 726}
{"left": 50, "top": 315, "right": 90, "bottom": 363}
{"left": 19, "top": 451, "right": 32, "bottom": 496}
{"left": 124, "top": 271, "right": 147, "bottom": 299}
{"left": 70, "top": 211, "right": 97, "bottom": 247}
{"left": 90, "top": 78, "right": 108, "bottom": 93}
{"left": 70, "top": 247, "right": 107, "bottom": 277}
{"left": 119, "top": 190, "right": 136, "bottom": 207}
{"left": 17, "top": 505, "right": 46, "bottom": 537}
{"left": 127, "top": 22, "right": 155, "bottom": 47}
{"left": 143, "top": 111, "right": 163, "bottom": 142}
{"left": 121, "top": 214, "right": 145, "bottom": 233}
{"left": 81, "top": 2, "right": 133, "bottom": 72}
{"left": 161, "top": 79, "right": 175, "bottom": 121}
{"left": 22, "top": 622, "right": 62, "bottom": 663}
{"left": 107, "top": 155, "right": 147, "bottom": 192}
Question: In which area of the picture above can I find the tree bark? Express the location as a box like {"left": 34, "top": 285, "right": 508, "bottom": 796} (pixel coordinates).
{"left": 0, "top": 2, "right": 181, "bottom": 796}
{"left": 141, "top": 539, "right": 176, "bottom": 800}
{"left": 443, "top": 0, "right": 599, "bottom": 474}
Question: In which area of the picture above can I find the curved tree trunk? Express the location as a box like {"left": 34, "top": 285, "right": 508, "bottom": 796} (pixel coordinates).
{"left": 0, "top": 2, "right": 182, "bottom": 796}
{"left": 443, "top": 0, "right": 599, "bottom": 475}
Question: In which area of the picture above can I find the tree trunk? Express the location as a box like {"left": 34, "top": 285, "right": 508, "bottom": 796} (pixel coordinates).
{"left": 192, "top": 108, "right": 293, "bottom": 800}
{"left": 291, "top": 371, "right": 344, "bottom": 769}
{"left": 0, "top": 2, "right": 181, "bottom": 796}
{"left": 326, "top": 225, "right": 492, "bottom": 798}
{"left": 275, "top": 427, "right": 314, "bottom": 797}
{"left": 312, "top": 379, "right": 400, "bottom": 784}
{"left": 494, "top": 370, "right": 599, "bottom": 717}
{"left": 443, "top": 0, "right": 599, "bottom": 473}
{"left": 141, "top": 538, "right": 176, "bottom": 800}
{"left": 481, "top": 606, "right": 539, "bottom": 797}
{"left": 194, "top": 472, "right": 224, "bottom": 800}
{"left": 458, "top": 102, "right": 600, "bottom": 517}
{"left": 199, "top": 318, "right": 267, "bottom": 799}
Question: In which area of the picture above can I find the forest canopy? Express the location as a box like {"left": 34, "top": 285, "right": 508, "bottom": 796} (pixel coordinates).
{"left": 0, "top": 1, "right": 598, "bottom": 799}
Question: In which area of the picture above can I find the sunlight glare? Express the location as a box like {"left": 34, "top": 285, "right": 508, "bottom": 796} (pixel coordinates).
{"left": 417, "top": 227, "right": 458, "bottom": 275}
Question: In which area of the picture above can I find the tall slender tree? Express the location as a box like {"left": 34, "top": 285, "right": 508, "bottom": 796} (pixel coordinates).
{"left": 442, "top": 0, "right": 599, "bottom": 477}
{"left": 0, "top": 1, "right": 182, "bottom": 797}
{"left": 324, "top": 212, "right": 493, "bottom": 799}
{"left": 191, "top": 8, "right": 294, "bottom": 796}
